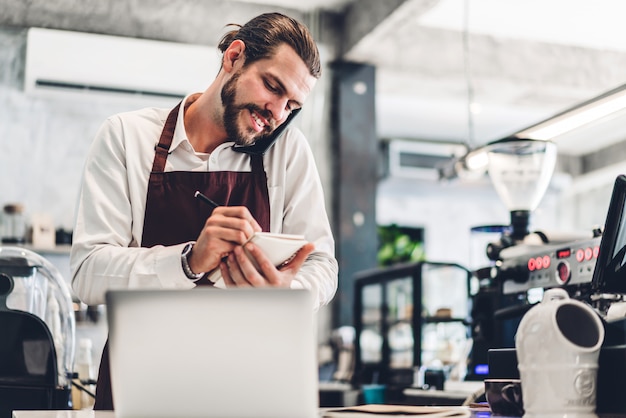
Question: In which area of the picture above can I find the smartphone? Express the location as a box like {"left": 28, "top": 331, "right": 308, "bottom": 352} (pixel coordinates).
{"left": 231, "top": 108, "right": 301, "bottom": 155}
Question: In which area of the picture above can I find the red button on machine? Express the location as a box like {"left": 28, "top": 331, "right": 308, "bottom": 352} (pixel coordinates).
{"left": 535, "top": 256, "right": 543, "bottom": 269}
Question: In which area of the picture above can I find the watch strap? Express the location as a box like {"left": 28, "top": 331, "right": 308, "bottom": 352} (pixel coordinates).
{"left": 181, "top": 242, "right": 205, "bottom": 280}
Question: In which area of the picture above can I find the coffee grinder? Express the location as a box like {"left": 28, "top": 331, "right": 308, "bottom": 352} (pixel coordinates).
{"left": 467, "top": 138, "right": 558, "bottom": 380}
{"left": 483, "top": 138, "right": 558, "bottom": 259}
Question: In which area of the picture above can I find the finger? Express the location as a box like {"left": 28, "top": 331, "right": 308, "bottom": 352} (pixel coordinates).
{"left": 201, "top": 223, "right": 249, "bottom": 247}
{"left": 279, "top": 242, "right": 315, "bottom": 272}
{"left": 232, "top": 245, "right": 267, "bottom": 287}
{"left": 225, "top": 251, "right": 252, "bottom": 287}
{"left": 190, "top": 234, "right": 236, "bottom": 273}
{"left": 219, "top": 260, "right": 236, "bottom": 287}
{"left": 242, "top": 242, "right": 314, "bottom": 287}
{"left": 209, "top": 206, "right": 262, "bottom": 236}
{"left": 190, "top": 208, "right": 263, "bottom": 274}
{"left": 193, "top": 216, "right": 255, "bottom": 272}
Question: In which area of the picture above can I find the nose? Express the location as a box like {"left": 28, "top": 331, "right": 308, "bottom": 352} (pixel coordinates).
{"left": 266, "top": 97, "right": 290, "bottom": 125}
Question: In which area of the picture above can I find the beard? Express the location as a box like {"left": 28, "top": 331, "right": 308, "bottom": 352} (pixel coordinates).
{"left": 221, "top": 71, "right": 276, "bottom": 147}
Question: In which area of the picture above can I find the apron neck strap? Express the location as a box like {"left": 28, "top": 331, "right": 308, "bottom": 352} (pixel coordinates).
{"left": 152, "top": 103, "right": 180, "bottom": 173}
{"left": 249, "top": 153, "right": 264, "bottom": 174}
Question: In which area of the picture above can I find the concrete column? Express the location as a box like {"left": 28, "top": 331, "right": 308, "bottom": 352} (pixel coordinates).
{"left": 330, "top": 61, "right": 378, "bottom": 327}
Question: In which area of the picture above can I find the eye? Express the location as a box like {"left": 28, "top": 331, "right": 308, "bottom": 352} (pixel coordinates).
{"left": 263, "top": 77, "right": 301, "bottom": 115}
{"left": 264, "top": 79, "right": 279, "bottom": 94}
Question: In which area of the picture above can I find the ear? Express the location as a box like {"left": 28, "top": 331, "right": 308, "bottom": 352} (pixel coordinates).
{"left": 222, "top": 40, "right": 246, "bottom": 74}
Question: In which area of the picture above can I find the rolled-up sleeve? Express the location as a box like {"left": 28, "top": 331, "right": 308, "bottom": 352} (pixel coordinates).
{"left": 70, "top": 116, "right": 194, "bottom": 306}
{"left": 269, "top": 130, "right": 338, "bottom": 309}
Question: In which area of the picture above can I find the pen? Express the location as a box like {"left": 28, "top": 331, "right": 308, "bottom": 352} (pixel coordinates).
{"left": 194, "top": 191, "right": 222, "bottom": 210}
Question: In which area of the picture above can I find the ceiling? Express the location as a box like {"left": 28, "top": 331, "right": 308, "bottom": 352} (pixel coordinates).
{"left": 3, "top": 0, "right": 626, "bottom": 160}
{"left": 254, "top": 0, "right": 626, "bottom": 158}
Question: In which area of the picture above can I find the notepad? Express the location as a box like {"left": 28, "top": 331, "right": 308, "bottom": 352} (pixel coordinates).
{"left": 322, "top": 404, "right": 472, "bottom": 418}
{"left": 207, "top": 232, "right": 308, "bottom": 283}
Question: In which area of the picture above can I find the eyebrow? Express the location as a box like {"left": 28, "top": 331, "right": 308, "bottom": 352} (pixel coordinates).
{"left": 267, "top": 74, "right": 303, "bottom": 109}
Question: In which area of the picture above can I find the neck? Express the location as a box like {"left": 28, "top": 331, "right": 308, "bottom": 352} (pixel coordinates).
{"left": 183, "top": 90, "right": 227, "bottom": 154}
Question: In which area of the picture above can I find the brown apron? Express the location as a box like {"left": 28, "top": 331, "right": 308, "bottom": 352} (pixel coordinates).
{"left": 94, "top": 103, "right": 271, "bottom": 410}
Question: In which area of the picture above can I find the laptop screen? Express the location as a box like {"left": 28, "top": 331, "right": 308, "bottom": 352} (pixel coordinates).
{"left": 106, "top": 288, "right": 319, "bottom": 418}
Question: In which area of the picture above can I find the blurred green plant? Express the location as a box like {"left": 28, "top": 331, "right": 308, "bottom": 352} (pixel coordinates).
{"left": 377, "top": 224, "right": 425, "bottom": 266}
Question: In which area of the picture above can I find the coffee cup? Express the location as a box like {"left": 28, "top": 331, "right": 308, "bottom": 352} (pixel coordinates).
{"left": 485, "top": 378, "right": 524, "bottom": 416}
{"left": 361, "top": 384, "right": 386, "bottom": 404}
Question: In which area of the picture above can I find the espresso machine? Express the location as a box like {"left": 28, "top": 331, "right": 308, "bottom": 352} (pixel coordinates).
{"left": 0, "top": 246, "right": 76, "bottom": 417}
{"left": 467, "top": 137, "right": 626, "bottom": 413}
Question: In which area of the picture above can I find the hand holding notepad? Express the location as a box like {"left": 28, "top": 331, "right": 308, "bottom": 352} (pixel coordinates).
{"left": 242, "top": 232, "right": 309, "bottom": 271}
{"left": 193, "top": 192, "right": 309, "bottom": 282}
{"left": 207, "top": 232, "right": 309, "bottom": 284}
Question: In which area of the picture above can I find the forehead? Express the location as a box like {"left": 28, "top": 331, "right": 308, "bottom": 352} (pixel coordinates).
{"left": 251, "top": 44, "right": 317, "bottom": 103}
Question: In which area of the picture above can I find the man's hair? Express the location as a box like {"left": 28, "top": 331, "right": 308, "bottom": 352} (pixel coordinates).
{"left": 218, "top": 12, "right": 321, "bottom": 79}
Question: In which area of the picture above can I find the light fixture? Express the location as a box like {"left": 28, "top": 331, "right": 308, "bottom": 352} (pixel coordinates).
{"left": 463, "top": 147, "right": 489, "bottom": 171}
{"left": 441, "top": 81, "right": 626, "bottom": 182}
{"left": 449, "top": 147, "right": 489, "bottom": 181}
{"left": 515, "top": 83, "right": 626, "bottom": 141}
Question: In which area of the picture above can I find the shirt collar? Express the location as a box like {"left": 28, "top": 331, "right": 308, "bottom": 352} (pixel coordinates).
{"left": 169, "top": 94, "right": 196, "bottom": 153}
{"left": 169, "top": 93, "right": 240, "bottom": 154}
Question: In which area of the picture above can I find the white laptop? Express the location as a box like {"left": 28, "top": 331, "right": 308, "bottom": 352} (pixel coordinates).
{"left": 105, "top": 288, "right": 319, "bottom": 418}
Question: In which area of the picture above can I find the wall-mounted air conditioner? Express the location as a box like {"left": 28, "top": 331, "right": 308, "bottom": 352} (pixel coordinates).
{"left": 24, "top": 28, "right": 221, "bottom": 100}
{"left": 383, "top": 139, "right": 468, "bottom": 181}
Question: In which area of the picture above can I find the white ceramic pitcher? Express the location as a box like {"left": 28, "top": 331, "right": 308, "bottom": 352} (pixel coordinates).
{"left": 515, "top": 288, "right": 605, "bottom": 418}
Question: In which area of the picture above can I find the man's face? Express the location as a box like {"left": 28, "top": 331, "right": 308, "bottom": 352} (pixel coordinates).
{"left": 221, "top": 70, "right": 271, "bottom": 147}
{"left": 220, "top": 44, "right": 317, "bottom": 146}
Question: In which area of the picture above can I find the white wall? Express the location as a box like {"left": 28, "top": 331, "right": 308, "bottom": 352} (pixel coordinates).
{"left": 0, "top": 27, "right": 180, "bottom": 231}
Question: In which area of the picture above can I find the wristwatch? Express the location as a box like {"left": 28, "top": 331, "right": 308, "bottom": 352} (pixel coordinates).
{"left": 181, "top": 243, "right": 205, "bottom": 280}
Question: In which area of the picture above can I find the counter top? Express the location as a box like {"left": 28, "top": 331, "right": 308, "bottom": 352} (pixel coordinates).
{"left": 13, "top": 412, "right": 114, "bottom": 418}
{"left": 23, "top": 407, "right": 623, "bottom": 418}
{"left": 12, "top": 408, "right": 473, "bottom": 418}
{"left": 12, "top": 406, "right": 481, "bottom": 418}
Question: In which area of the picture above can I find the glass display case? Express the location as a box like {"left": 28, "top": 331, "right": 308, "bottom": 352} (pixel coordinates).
{"left": 353, "top": 261, "right": 472, "bottom": 391}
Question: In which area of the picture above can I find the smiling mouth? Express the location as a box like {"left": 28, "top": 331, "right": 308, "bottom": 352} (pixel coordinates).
{"left": 251, "top": 111, "right": 267, "bottom": 130}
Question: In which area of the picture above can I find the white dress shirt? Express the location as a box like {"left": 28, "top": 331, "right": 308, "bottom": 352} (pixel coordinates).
{"left": 70, "top": 97, "right": 338, "bottom": 309}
